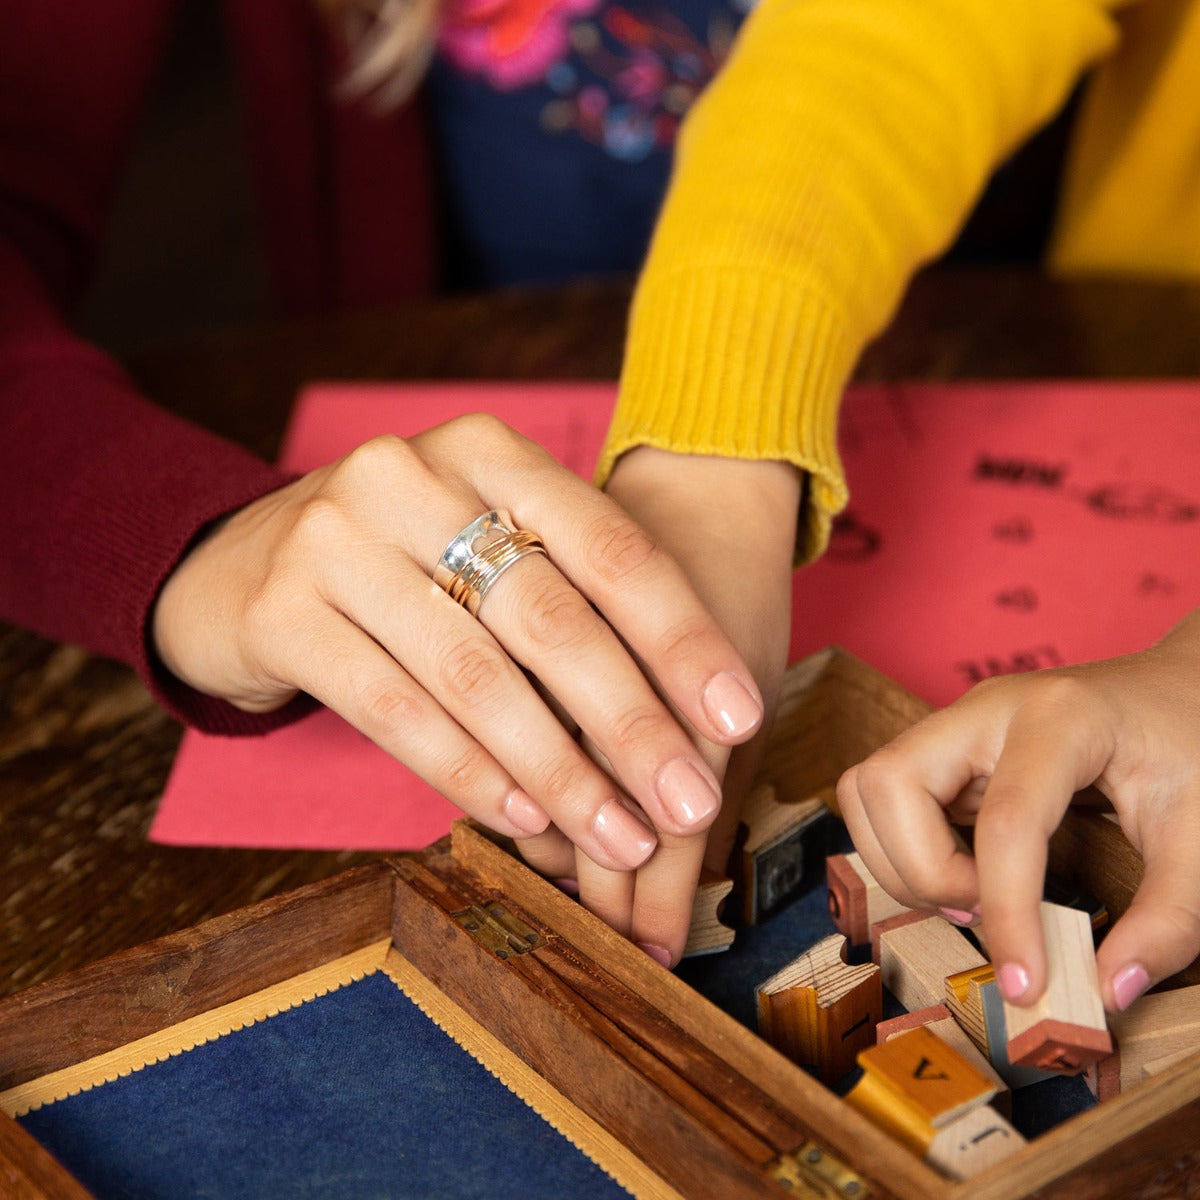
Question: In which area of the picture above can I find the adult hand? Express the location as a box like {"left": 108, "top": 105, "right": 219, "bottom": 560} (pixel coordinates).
{"left": 153, "top": 415, "right": 763, "bottom": 880}
{"left": 556, "top": 445, "right": 801, "bottom": 965}
{"left": 837, "top": 609, "right": 1200, "bottom": 1014}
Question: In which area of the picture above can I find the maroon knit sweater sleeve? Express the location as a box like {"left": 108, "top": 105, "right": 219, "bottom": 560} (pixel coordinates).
{"left": 0, "top": 2, "right": 312, "bottom": 734}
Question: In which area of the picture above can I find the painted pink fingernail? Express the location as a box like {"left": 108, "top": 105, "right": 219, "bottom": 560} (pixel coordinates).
{"left": 552, "top": 877, "right": 580, "bottom": 898}
{"left": 638, "top": 942, "right": 673, "bottom": 969}
{"left": 998, "top": 962, "right": 1031, "bottom": 1002}
{"left": 938, "top": 907, "right": 979, "bottom": 927}
{"left": 701, "top": 672, "right": 762, "bottom": 738}
{"left": 655, "top": 758, "right": 720, "bottom": 828}
{"left": 503, "top": 788, "right": 551, "bottom": 836}
{"left": 1112, "top": 963, "right": 1150, "bottom": 1012}
{"left": 592, "top": 800, "right": 656, "bottom": 869}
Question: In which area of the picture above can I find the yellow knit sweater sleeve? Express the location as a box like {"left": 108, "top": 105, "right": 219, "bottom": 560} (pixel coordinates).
{"left": 598, "top": 0, "right": 1121, "bottom": 561}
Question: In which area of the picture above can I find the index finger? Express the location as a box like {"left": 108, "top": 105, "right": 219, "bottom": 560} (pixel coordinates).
{"left": 973, "top": 696, "right": 1114, "bottom": 1005}
{"left": 837, "top": 712, "right": 984, "bottom": 913}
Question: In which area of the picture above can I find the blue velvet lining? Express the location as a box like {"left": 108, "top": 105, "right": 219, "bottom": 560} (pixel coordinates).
{"left": 19, "top": 972, "right": 630, "bottom": 1199}
{"left": 21, "top": 868, "right": 1094, "bottom": 1195}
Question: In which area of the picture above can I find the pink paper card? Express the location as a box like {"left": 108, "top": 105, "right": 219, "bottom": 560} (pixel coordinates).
{"left": 151, "top": 380, "right": 1200, "bottom": 850}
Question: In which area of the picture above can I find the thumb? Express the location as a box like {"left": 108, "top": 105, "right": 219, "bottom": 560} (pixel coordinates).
{"left": 1095, "top": 827, "right": 1200, "bottom": 1013}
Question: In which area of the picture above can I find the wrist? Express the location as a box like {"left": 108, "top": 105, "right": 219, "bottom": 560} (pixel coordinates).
{"left": 606, "top": 446, "right": 804, "bottom": 557}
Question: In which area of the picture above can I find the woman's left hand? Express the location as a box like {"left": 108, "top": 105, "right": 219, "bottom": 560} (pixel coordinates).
{"left": 837, "top": 610, "right": 1200, "bottom": 1013}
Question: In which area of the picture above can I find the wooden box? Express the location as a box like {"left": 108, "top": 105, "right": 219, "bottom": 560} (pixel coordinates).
{"left": 2, "top": 647, "right": 1198, "bottom": 1199}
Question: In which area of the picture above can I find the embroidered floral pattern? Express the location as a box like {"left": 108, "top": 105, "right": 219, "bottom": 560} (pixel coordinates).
{"left": 438, "top": 0, "right": 746, "bottom": 161}
{"left": 439, "top": 0, "right": 604, "bottom": 91}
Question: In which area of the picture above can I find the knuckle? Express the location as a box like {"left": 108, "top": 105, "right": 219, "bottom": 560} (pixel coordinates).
{"left": 289, "top": 496, "right": 350, "bottom": 552}
{"left": 453, "top": 410, "right": 511, "bottom": 443}
{"left": 835, "top": 767, "right": 861, "bottom": 814}
{"left": 607, "top": 704, "right": 668, "bottom": 757}
{"left": 358, "top": 678, "right": 426, "bottom": 742}
{"left": 436, "top": 747, "right": 492, "bottom": 800}
{"left": 965, "top": 674, "right": 1009, "bottom": 702}
{"left": 338, "top": 433, "right": 413, "bottom": 481}
{"left": 529, "top": 754, "right": 591, "bottom": 812}
{"left": 521, "top": 583, "right": 597, "bottom": 651}
{"left": 581, "top": 509, "right": 659, "bottom": 585}
{"left": 439, "top": 637, "right": 510, "bottom": 706}
{"left": 430, "top": 412, "right": 522, "bottom": 467}
{"left": 852, "top": 747, "right": 906, "bottom": 802}
{"left": 973, "top": 794, "right": 1029, "bottom": 842}
{"left": 1026, "top": 673, "right": 1090, "bottom": 716}
{"left": 902, "top": 870, "right": 945, "bottom": 910}
{"left": 657, "top": 613, "right": 721, "bottom": 666}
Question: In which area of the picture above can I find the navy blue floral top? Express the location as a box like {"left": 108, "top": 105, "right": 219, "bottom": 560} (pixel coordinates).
{"left": 428, "top": 0, "right": 752, "bottom": 287}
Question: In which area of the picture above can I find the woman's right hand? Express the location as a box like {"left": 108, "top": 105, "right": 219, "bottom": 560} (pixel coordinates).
{"left": 152, "top": 413, "right": 763, "bottom": 878}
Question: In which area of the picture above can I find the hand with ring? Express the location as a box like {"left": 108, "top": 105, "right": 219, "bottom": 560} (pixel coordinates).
{"left": 151, "top": 414, "right": 764, "bottom": 954}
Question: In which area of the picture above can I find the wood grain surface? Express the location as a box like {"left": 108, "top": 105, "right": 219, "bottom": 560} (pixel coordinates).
{"left": 4, "top": 268, "right": 1200, "bottom": 1000}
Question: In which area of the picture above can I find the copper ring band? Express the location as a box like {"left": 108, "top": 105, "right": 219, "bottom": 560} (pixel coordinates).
{"left": 434, "top": 511, "right": 548, "bottom": 617}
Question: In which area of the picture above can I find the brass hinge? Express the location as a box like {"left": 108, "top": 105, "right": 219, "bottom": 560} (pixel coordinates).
{"left": 772, "top": 1140, "right": 869, "bottom": 1198}
{"left": 453, "top": 902, "right": 545, "bottom": 959}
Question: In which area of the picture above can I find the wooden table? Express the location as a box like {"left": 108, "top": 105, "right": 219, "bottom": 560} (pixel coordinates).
{"left": 4, "top": 267, "right": 1199, "bottom": 998}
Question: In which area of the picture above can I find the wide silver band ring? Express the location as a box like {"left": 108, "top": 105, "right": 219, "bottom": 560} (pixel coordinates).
{"left": 433, "top": 510, "right": 548, "bottom": 617}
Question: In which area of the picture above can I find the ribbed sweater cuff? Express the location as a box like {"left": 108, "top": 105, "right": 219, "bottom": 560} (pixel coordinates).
{"left": 598, "top": 270, "right": 855, "bottom": 562}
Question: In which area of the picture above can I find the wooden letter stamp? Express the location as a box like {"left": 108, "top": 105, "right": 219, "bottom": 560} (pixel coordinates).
{"left": 1004, "top": 902, "right": 1113, "bottom": 1075}
{"left": 741, "top": 784, "right": 833, "bottom": 924}
{"left": 873, "top": 911, "right": 987, "bottom": 1014}
{"left": 757, "top": 933, "right": 882, "bottom": 1084}
{"left": 846, "top": 1025, "right": 998, "bottom": 1155}
{"left": 1086, "top": 983, "right": 1200, "bottom": 1100}
{"left": 683, "top": 871, "right": 735, "bottom": 958}
{"left": 877, "top": 1003, "right": 1010, "bottom": 1117}
{"left": 925, "top": 1103, "right": 1026, "bottom": 1180}
{"left": 826, "top": 851, "right": 912, "bottom": 946}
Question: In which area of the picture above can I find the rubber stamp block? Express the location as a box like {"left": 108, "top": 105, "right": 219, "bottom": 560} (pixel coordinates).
{"left": 978, "top": 975, "right": 1058, "bottom": 1089}
{"left": 1085, "top": 983, "right": 1200, "bottom": 1100}
{"left": 1004, "top": 902, "right": 1112, "bottom": 1075}
{"left": 741, "top": 784, "right": 834, "bottom": 924}
{"left": 757, "top": 933, "right": 882, "bottom": 1084}
{"left": 925, "top": 1103, "right": 1026, "bottom": 1180}
{"left": 826, "top": 851, "right": 912, "bottom": 946}
{"left": 846, "top": 1025, "right": 998, "bottom": 1156}
{"left": 944, "top": 964, "right": 994, "bottom": 1058}
{"left": 873, "top": 912, "right": 987, "bottom": 1014}
{"left": 1042, "top": 872, "right": 1108, "bottom": 937}
{"left": 878, "top": 1004, "right": 1009, "bottom": 1118}
{"left": 683, "top": 871, "right": 735, "bottom": 958}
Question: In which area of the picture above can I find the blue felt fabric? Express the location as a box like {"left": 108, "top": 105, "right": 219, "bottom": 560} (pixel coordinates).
{"left": 19, "top": 972, "right": 630, "bottom": 1199}
{"left": 22, "top": 865, "right": 1095, "bottom": 1196}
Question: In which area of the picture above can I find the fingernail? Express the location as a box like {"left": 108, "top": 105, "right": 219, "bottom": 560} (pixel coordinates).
{"left": 638, "top": 942, "right": 673, "bottom": 969}
{"left": 1111, "top": 963, "right": 1150, "bottom": 1012}
{"left": 998, "top": 962, "right": 1031, "bottom": 1002}
{"left": 552, "top": 877, "right": 580, "bottom": 898}
{"left": 592, "top": 800, "right": 656, "bottom": 869}
{"left": 655, "top": 758, "right": 720, "bottom": 828}
{"left": 701, "top": 673, "right": 762, "bottom": 738}
{"left": 503, "top": 788, "right": 551, "bottom": 836}
{"left": 938, "top": 906, "right": 979, "bottom": 927}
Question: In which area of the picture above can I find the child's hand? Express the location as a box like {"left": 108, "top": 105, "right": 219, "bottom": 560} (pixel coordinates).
{"left": 837, "top": 610, "right": 1200, "bottom": 1013}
